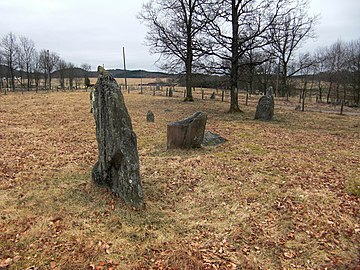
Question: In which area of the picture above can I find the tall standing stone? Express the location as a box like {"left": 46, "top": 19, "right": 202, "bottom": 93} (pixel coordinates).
{"left": 91, "top": 66, "right": 144, "bottom": 208}
{"left": 255, "top": 87, "right": 274, "bottom": 121}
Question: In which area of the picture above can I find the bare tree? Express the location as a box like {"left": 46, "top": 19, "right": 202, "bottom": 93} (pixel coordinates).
{"left": 19, "top": 36, "right": 36, "bottom": 91}
{"left": 324, "top": 40, "right": 347, "bottom": 103}
{"left": 0, "top": 54, "right": 4, "bottom": 91}
{"left": 269, "top": 0, "right": 318, "bottom": 97}
{"left": 346, "top": 39, "right": 360, "bottom": 105}
{"left": 317, "top": 39, "right": 360, "bottom": 106}
{"left": 139, "top": 0, "right": 213, "bottom": 101}
{"left": 295, "top": 52, "right": 316, "bottom": 111}
{"left": 0, "top": 32, "right": 19, "bottom": 92}
{"left": 39, "top": 49, "right": 60, "bottom": 90}
{"left": 238, "top": 48, "right": 275, "bottom": 95}
{"left": 81, "top": 63, "right": 91, "bottom": 72}
{"left": 57, "top": 59, "right": 67, "bottom": 89}
{"left": 313, "top": 48, "right": 327, "bottom": 102}
{"left": 255, "top": 54, "right": 278, "bottom": 94}
{"left": 38, "top": 50, "right": 48, "bottom": 89}
{"left": 81, "top": 63, "right": 91, "bottom": 89}
{"left": 323, "top": 45, "right": 336, "bottom": 103}
{"left": 66, "top": 62, "right": 76, "bottom": 89}
{"left": 200, "top": 0, "right": 285, "bottom": 112}
{"left": 32, "top": 51, "right": 42, "bottom": 92}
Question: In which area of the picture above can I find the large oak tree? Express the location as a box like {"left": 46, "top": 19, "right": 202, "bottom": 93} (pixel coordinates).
{"left": 139, "top": 0, "right": 214, "bottom": 101}
{"left": 200, "top": 0, "right": 285, "bottom": 112}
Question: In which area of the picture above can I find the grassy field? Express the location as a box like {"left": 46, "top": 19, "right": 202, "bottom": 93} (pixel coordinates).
{"left": 88, "top": 78, "right": 168, "bottom": 86}
{"left": 0, "top": 90, "right": 359, "bottom": 269}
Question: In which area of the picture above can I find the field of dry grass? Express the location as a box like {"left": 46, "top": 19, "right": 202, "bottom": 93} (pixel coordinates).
{"left": 0, "top": 89, "right": 359, "bottom": 269}
{"left": 87, "top": 78, "right": 168, "bottom": 87}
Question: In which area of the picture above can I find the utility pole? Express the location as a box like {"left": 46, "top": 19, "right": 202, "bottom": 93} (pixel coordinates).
{"left": 123, "top": 47, "right": 128, "bottom": 92}
{"left": 46, "top": 49, "right": 50, "bottom": 90}
{"left": 140, "top": 77, "right": 143, "bottom": 94}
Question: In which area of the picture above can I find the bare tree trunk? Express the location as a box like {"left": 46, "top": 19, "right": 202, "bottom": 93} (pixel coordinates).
{"left": 184, "top": 13, "right": 194, "bottom": 102}
{"left": 275, "top": 61, "right": 280, "bottom": 96}
{"left": 229, "top": 66, "right": 240, "bottom": 112}
{"left": 19, "top": 70, "right": 23, "bottom": 89}
{"left": 184, "top": 57, "right": 194, "bottom": 101}
{"left": 9, "top": 69, "right": 15, "bottom": 92}
{"left": 342, "top": 84, "right": 347, "bottom": 111}
{"left": 301, "top": 81, "right": 307, "bottom": 111}
{"left": 48, "top": 73, "right": 51, "bottom": 90}
{"left": 301, "top": 91, "right": 305, "bottom": 111}
{"left": 309, "top": 78, "right": 314, "bottom": 102}
{"left": 43, "top": 75, "right": 47, "bottom": 90}
{"left": 1, "top": 78, "right": 8, "bottom": 95}
{"left": 318, "top": 80, "right": 322, "bottom": 102}
{"left": 279, "top": 63, "right": 288, "bottom": 98}
{"left": 229, "top": 0, "right": 241, "bottom": 113}
{"left": 340, "top": 100, "right": 344, "bottom": 115}
{"left": 26, "top": 70, "right": 31, "bottom": 91}
{"left": 326, "top": 80, "right": 333, "bottom": 103}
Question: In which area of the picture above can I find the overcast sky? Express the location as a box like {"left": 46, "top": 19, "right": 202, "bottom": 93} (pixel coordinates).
{"left": 0, "top": 0, "right": 359, "bottom": 71}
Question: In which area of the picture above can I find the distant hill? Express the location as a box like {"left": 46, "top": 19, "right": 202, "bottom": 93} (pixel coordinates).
{"left": 53, "top": 67, "right": 173, "bottom": 79}
{"left": 0, "top": 65, "right": 173, "bottom": 79}
{"left": 52, "top": 67, "right": 85, "bottom": 78}
{"left": 87, "top": 69, "right": 173, "bottom": 79}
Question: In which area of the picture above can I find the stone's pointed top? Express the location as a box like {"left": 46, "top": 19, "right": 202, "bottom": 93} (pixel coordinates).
{"left": 266, "top": 86, "right": 274, "bottom": 96}
{"left": 97, "top": 65, "right": 105, "bottom": 74}
{"left": 97, "top": 65, "right": 114, "bottom": 81}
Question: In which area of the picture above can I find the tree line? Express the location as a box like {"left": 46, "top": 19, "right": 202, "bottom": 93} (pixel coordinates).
{"left": 0, "top": 32, "right": 92, "bottom": 94}
{"left": 139, "top": 0, "right": 360, "bottom": 110}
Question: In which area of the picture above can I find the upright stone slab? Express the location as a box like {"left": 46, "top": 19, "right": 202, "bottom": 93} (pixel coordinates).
{"left": 92, "top": 66, "right": 144, "bottom": 208}
{"left": 146, "top": 110, "right": 155, "bottom": 122}
{"left": 255, "top": 87, "right": 274, "bottom": 121}
{"left": 167, "top": 112, "right": 207, "bottom": 149}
